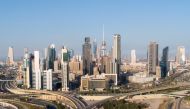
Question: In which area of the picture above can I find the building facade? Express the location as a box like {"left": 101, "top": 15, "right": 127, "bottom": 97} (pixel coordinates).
{"left": 148, "top": 42, "right": 159, "bottom": 74}
{"left": 82, "top": 37, "right": 92, "bottom": 75}
{"left": 61, "top": 47, "right": 69, "bottom": 91}
{"left": 176, "top": 46, "right": 186, "bottom": 66}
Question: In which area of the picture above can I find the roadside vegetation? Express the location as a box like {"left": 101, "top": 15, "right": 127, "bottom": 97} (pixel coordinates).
{"left": 99, "top": 99, "right": 148, "bottom": 109}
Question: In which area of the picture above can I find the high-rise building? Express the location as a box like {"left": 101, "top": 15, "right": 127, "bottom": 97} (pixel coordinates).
{"left": 61, "top": 47, "right": 69, "bottom": 91}
{"left": 112, "top": 34, "right": 121, "bottom": 75}
{"left": 28, "top": 53, "right": 34, "bottom": 88}
{"left": 47, "top": 44, "right": 56, "bottom": 70}
{"left": 82, "top": 37, "right": 92, "bottom": 75}
{"left": 7, "top": 46, "right": 14, "bottom": 66}
{"left": 68, "top": 49, "right": 74, "bottom": 59}
{"left": 160, "top": 47, "right": 169, "bottom": 78}
{"left": 156, "top": 66, "right": 161, "bottom": 80}
{"left": 176, "top": 46, "right": 186, "bottom": 66}
{"left": 148, "top": 42, "right": 159, "bottom": 74}
{"left": 23, "top": 51, "right": 30, "bottom": 88}
{"left": 34, "top": 51, "right": 41, "bottom": 90}
{"left": 92, "top": 39, "right": 98, "bottom": 59}
{"left": 46, "top": 69, "right": 53, "bottom": 90}
{"left": 131, "top": 50, "right": 136, "bottom": 65}
{"left": 69, "top": 59, "right": 83, "bottom": 75}
{"left": 100, "top": 26, "right": 107, "bottom": 57}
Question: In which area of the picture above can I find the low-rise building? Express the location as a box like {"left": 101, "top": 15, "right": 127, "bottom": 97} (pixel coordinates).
{"left": 80, "top": 74, "right": 109, "bottom": 91}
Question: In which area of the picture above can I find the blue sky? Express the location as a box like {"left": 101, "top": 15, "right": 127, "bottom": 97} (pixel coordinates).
{"left": 0, "top": 0, "right": 190, "bottom": 59}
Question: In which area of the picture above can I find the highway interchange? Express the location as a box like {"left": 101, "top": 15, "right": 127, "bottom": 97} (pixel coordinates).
{"left": 1, "top": 66, "right": 190, "bottom": 109}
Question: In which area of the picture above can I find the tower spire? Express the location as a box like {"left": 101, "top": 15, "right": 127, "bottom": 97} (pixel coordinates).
{"left": 103, "top": 24, "right": 105, "bottom": 41}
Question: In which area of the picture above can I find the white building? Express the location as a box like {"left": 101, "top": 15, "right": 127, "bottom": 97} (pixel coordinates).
{"left": 23, "top": 52, "right": 30, "bottom": 88}
{"left": 130, "top": 49, "right": 136, "bottom": 65}
{"left": 62, "top": 62, "right": 69, "bottom": 91}
{"left": 113, "top": 34, "right": 121, "bottom": 65}
{"left": 7, "top": 46, "right": 14, "bottom": 65}
{"left": 112, "top": 34, "right": 121, "bottom": 77}
{"left": 176, "top": 46, "right": 186, "bottom": 66}
{"left": 61, "top": 47, "right": 69, "bottom": 91}
{"left": 46, "top": 69, "right": 52, "bottom": 90}
{"left": 34, "top": 51, "right": 41, "bottom": 90}
{"left": 128, "top": 72, "right": 156, "bottom": 83}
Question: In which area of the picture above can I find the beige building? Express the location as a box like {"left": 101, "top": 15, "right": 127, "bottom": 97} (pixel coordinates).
{"left": 69, "top": 59, "right": 83, "bottom": 75}
{"left": 80, "top": 74, "right": 109, "bottom": 91}
{"left": 148, "top": 42, "right": 159, "bottom": 75}
{"left": 156, "top": 66, "right": 161, "bottom": 80}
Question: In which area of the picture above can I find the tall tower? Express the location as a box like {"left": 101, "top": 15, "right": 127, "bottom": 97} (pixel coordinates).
{"left": 100, "top": 25, "right": 107, "bottom": 57}
{"left": 131, "top": 50, "right": 136, "bottom": 65}
{"left": 46, "top": 69, "right": 53, "bottom": 90}
{"left": 176, "top": 46, "right": 186, "bottom": 66}
{"left": 148, "top": 42, "right": 159, "bottom": 75}
{"left": 47, "top": 44, "right": 56, "bottom": 70}
{"left": 7, "top": 46, "right": 14, "bottom": 66}
{"left": 160, "top": 46, "right": 169, "bottom": 78}
{"left": 61, "top": 46, "right": 69, "bottom": 91}
{"left": 34, "top": 51, "right": 41, "bottom": 90}
{"left": 92, "top": 39, "right": 97, "bottom": 59}
{"left": 112, "top": 34, "right": 121, "bottom": 75}
{"left": 82, "top": 37, "right": 92, "bottom": 75}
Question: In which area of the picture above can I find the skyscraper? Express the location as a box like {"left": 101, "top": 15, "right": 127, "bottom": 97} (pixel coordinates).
{"left": 112, "top": 34, "right": 121, "bottom": 75}
{"left": 160, "top": 47, "right": 169, "bottom": 78}
{"left": 46, "top": 69, "right": 53, "bottom": 90}
{"left": 100, "top": 25, "right": 107, "bottom": 57}
{"left": 176, "top": 46, "right": 186, "bottom": 66}
{"left": 148, "top": 42, "right": 159, "bottom": 74}
{"left": 68, "top": 49, "right": 74, "bottom": 59}
{"left": 82, "top": 37, "right": 92, "bottom": 75}
{"left": 7, "top": 46, "right": 14, "bottom": 66}
{"left": 61, "top": 46, "right": 69, "bottom": 91}
{"left": 34, "top": 51, "right": 41, "bottom": 90}
{"left": 131, "top": 50, "right": 136, "bottom": 65}
{"left": 23, "top": 51, "right": 30, "bottom": 88}
{"left": 92, "top": 39, "right": 97, "bottom": 59}
{"left": 47, "top": 44, "right": 56, "bottom": 70}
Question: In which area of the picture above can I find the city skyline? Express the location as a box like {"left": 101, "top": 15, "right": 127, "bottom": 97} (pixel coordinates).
{"left": 1, "top": 0, "right": 190, "bottom": 59}
{"left": 1, "top": 1, "right": 190, "bottom": 109}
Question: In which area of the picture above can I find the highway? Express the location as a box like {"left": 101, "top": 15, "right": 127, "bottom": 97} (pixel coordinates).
{"left": 86, "top": 82, "right": 190, "bottom": 109}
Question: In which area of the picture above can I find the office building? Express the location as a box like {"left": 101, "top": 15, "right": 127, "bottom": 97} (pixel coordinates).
{"left": 112, "top": 34, "right": 121, "bottom": 75}
{"left": 148, "top": 42, "right": 159, "bottom": 74}
{"left": 156, "top": 66, "right": 161, "bottom": 80}
{"left": 34, "top": 51, "right": 41, "bottom": 90}
{"left": 43, "top": 69, "right": 53, "bottom": 90}
{"left": 7, "top": 46, "right": 14, "bottom": 66}
{"left": 131, "top": 50, "right": 136, "bottom": 65}
{"left": 68, "top": 49, "right": 74, "bottom": 59}
{"left": 47, "top": 44, "right": 56, "bottom": 70}
{"left": 160, "top": 47, "right": 169, "bottom": 78}
{"left": 61, "top": 46, "right": 69, "bottom": 91}
{"left": 23, "top": 51, "right": 30, "bottom": 88}
{"left": 82, "top": 37, "right": 92, "bottom": 75}
{"left": 176, "top": 46, "right": 186, "bottom": 66}
{"left": 69, "top": 59, "right": 83, "bottom": 75}
{"left": 80, "top": 74, "right": 109, "bottom": 91}
{"left": 92, "top": 39, "right": 98, "bottom": 59}
{"left": 100, "top": 27, "right": 107, "bottom": 57}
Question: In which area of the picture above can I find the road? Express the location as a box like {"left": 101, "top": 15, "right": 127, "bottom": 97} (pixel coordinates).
{"left": 87, "top": 82, "right": 190, "bottom": 109}
{"left": 175, "top": 98, "right": 183, "bottom": 109}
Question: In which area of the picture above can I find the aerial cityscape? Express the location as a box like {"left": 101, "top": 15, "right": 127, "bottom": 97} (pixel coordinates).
{"left": 1, "top": 0, "right": 190, "bottom": 109}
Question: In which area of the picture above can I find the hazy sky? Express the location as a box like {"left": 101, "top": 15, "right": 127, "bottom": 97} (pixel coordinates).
{"left": 0, "top": 0, "right": 190, "bottom": 59}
